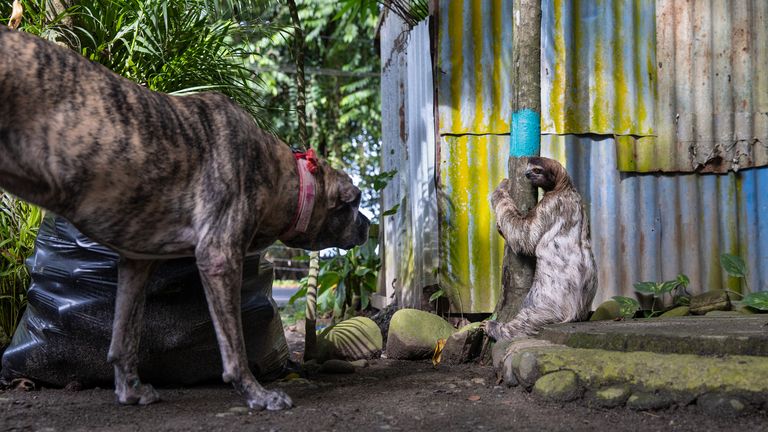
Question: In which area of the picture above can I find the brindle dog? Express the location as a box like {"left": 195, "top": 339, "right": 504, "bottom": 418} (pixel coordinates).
{"left": 0, "top": 27, "right": 370, "bottom": 410}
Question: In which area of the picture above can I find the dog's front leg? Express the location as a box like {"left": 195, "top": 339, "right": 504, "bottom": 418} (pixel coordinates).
{"left": 107, "top": 258, "right": 160, "bottom": 405}
{"left": 196, "top": 247, "right": 293, "bottom": 411}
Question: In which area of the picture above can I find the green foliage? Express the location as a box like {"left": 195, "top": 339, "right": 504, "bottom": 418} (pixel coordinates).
{"left": 245, "top": 0, "right": 382, "bottom": 212}
{"left": 611, "top": 296, "right": 640, "bottom": 318}
{"left": 720, "top": 253, "right": 750, "bottom": 293}
{"left": 290, "top": 240, "right": 380, "bottom": 321}
{"left": 3, "top": 0, "right": 269, "bottom": 123}
{"left": 633, "top": 273, "right": 690, "bottom": 317}
{"left": 741, "top": 292, "right": 768, "bottom": 311}
{"left": 0, "top": 194, "right": 43, "bottom": 341}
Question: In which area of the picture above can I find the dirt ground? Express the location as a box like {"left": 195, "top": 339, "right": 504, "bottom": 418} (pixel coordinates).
{"left": 2, "top": 357, "right": 767, "bottom": 432}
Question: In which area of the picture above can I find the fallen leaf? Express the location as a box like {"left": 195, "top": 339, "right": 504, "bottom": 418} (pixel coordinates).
{"left": 9, "top": 0, "right": 23, "bottom": 30}
{"left": 431, "top": 338, "right": 446, "bottom": 368}
{"left": 468, "top": 395, "right": 481, "bottom": 401}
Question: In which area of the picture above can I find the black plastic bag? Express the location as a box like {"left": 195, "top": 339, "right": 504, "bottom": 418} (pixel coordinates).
{"left": 1, "top": 215, "right": 288, "bottom": 387}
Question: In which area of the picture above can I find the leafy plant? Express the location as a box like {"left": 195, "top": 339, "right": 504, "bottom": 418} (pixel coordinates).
{"left": 720, "top": 253, "right": 750, "bottom": 292}
{"left": 611, "top": 296, "right": 640, "bottom": 318}
{"left": 290, "top": 239, "right": 380, "bottom": 322}
{"left": 633, "top": 273, "right": 690, "bottom": 317}
{"left": 3, "top": 0, "right": 270, "bottom": 124}
{"left": 0, "top": 194, "right": 43, "bottom": 342}
{"left": 741, "top": 292, "right": 768, "bottom": 311}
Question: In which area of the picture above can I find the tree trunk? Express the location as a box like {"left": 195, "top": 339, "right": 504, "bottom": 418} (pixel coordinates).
{"left": 483, "top": 0, "right": 541, "bottom": 360}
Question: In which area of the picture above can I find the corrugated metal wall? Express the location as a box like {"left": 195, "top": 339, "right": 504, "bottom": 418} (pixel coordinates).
{"left": 542, "top": 136, "right": 768, "bottom": 305}
{"left": 380, "top": 0, "right": 768, "bottom": 313}
{"left": 617, "top": 0, "right": 768, "bottom": 173}
{"left": 541, "top": 0, "right": 656, "bottom": 136}
{"left": 378, "top": 16, "right": 437, "bottom": 309}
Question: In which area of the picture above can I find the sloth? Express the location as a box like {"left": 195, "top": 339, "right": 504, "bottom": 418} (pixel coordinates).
{"left": 483, "top": 157, "right": 597, "bottom": 341}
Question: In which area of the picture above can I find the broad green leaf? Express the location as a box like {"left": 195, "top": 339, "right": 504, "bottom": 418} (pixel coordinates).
{"left": 720, "top": 253, "right": 747, "bottom": 278}
{"left": 658, "top": 280, "right": 678, "bottom": 295}
{"left": 676, "top": 274, "right": 690, "bottom": 288}
{"left": 428, "top": 289, "right": 445, "bottom": 302}
{"left": 741, "top": 292, "right": 768, "bottom": 311}
{"left": 382, "top": 203, "right": 400, "bottom": 217}
{"left": 288, "top": 285, "right": 308, "bottom": 305}
{"left": 360, "top": 286, "right": 369, "bottom": 310}
{"left": 612, "top": 296, "right": 640, "bottom": 318}
{"left": 633, "top": 282, "right": 657, "bottom": 294}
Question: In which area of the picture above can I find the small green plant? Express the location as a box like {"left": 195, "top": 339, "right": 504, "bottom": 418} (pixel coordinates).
{"left": 611, "top": 296, "right": 640, "bottom": 318}
{"left": 290, "top": 239, "right": 380, "bottom": 323}
{"left": 633, "top": 273, "right": 690, "bottom": 317}
{"left": 0, "top": 193, "right": 43, "bottom": 342}
{"left": 719, "top": 253, "right": 768, "bottom": 312}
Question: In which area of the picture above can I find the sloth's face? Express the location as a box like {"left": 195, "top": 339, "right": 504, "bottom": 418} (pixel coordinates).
{"left": 525, "top": 161, "right": 554, "bottom": 190}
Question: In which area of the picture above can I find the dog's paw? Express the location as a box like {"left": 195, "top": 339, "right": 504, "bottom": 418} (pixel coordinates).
{"left": 247, "top": 389, "right": 293, "bottom": 411}
{"left": 116, "top": 381, "right": 161, "bottom": 405}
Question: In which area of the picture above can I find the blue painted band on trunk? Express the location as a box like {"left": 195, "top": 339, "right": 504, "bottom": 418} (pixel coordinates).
{"left": 510, "top": 109, "right": 541, "bottom": 157}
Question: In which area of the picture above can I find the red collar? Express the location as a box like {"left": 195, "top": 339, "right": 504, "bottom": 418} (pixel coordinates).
{"left": 284, "top": 149, "right": 318, "bottom": 235}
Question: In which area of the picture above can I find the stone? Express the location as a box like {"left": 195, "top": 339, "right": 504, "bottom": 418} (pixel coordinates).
{"left": 500, "top": 353, "right": 519, "bottom": 387}
{"left": 441, "top": 326, "right": 484, "bottom": 365}
{"left": 626, "top": 392, "right": 673, "bottom": 411}
{"left": 491, "top": 340, "right": 513, "bottom": 370}
{"left": 516, "top": 352, "right": 540, "bottom": 388}
{"left": 704, "top": 311, "right": 742, "bottom": 317}
{"left": 350, "top": 359, "right": 369, "bottom": 368}
{"left": 592, "top": 385, "right": 631, "bottom": 408}
{"left": 689, "top": 289, "right": 731, "bottom": 315}
{"left": 697, "top": 393, "right": 751, "bottom": 416}
{"left": 659, "top": 306, "right": 690, "bottom": 318}
{"left": 319, "top": 359, "right": 356, "bottom": 374}
{"left": 590, "top": 300, "right": 622, "bottom": 321}
{"left": 228, "top": 406, "right": 249, "bottom": 415}
{"left": 316, "top": 317, "right": 383, "bottom": 362}
{"left": 532, "top": 370, "right": 582, "bottom": 402}
{"left": 385, "top": 309, "right": 456, "bottom": 360}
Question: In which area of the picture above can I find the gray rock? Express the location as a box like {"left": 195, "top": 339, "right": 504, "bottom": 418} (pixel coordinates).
{"left": 517, "top": 352, "right": 540, "bottom": 388}
{"left": 690, "top": 290, "right": 730, "bottom": 315}
{"left": 319, "top": 359, "right": 356, "bottom": 374}
{"left": 385, "top": 309, "right": 456, "bottom": 360}
{"left": 592, "top": 385, "right": 631, "bottom": 408}
{"left": 350, "top": 359, "right": 369, "bottom": 368}
{"left": 704, "top": 311, "right": 742, "bottom": 317}
{"left": 501, "top": 353, "right": 519, "bottom": 387}
{"left": 228, "top": 406, "right": 249, "bottom": 415}
{"left": 532, "top": 370, "right": 582, "bottom": 402}
{"left": 626, "top": 392, "right": 673, "bottom": 411}
{"left": 697, "top": 393, "right": 751, "bottom": 416}
{"left": 441, "top": 326, "right": 484, "bottom": 365}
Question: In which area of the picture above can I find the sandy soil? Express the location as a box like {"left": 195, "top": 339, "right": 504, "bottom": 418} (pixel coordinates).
{"left": 1, "top": 358, "right": 766, "bottom": 432}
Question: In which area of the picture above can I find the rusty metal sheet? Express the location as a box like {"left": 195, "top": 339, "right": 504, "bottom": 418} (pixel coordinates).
{"left": 438, "top": 135, "right": 507, "bottom": 313}
{"left": 379, "top": 17, "right": 438, "bottom": 309}
{"left": 437, "top": 0, "right": 513, "bottom": 135}
{"left": 541, "top": 0, "right": 656, "bottom": 136}
{"left": 617, "top": 0, "right": 768, "bottom": 173}
{"left": 543, "top": 135, "right": 768, "bottom": 306}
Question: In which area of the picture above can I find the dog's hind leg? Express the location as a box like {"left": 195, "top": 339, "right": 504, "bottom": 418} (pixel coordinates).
{"left": 107, "top": 258, "right": 160, "bottom": 405}
{"left": 195, "top": 244, "right": 293, "bottom": 411}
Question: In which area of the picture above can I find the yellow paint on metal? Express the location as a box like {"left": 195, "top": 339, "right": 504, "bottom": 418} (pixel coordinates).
{"left": 440, "top": 135, "right": 507, "bottom": 313}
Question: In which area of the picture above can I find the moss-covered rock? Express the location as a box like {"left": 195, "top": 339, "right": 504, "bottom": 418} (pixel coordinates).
{"left": 659, "top": 306, "right": 690, "bottom": 318}
{"left": 385, "top": 309, "right": 456, "bottom": 360}
{"left": 626, "top": 392, "right": 673, "bottom": 411}
{"left": 697, "top": 393, "right": 752, "bottom": 416}
{"left": 441, "top": 324, "right": 484, "bottom": 365}
{"left": 690, "top": 289, "right": 730, "bottom": 315}
{"left": 592, "top": 385, "right": 630, "bottom": 408}
{"left": 533, "top": 370, "right": 582, "bottom": 402}
{"left": 704, "top": 311, "right": 742, "bottom": 317}
{"left": 590, "top": 300, "right": 622, "bottom": 321}
{"left": 317, "top": 316, "right": 383, "bottom": 362}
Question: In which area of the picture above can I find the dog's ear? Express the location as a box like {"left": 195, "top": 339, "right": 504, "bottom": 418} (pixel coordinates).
{"left": 328, "top": 176, "right": 361, "bottom": 209}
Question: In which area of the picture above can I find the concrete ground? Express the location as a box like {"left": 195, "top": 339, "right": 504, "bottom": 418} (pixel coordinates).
{"left": 494, "top": 316, "right": 768, "bottom": 415}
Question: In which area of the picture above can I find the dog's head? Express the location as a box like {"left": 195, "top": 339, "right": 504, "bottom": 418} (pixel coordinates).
{"left": 280, "top": 160, "right": 370, "bottom": 251}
